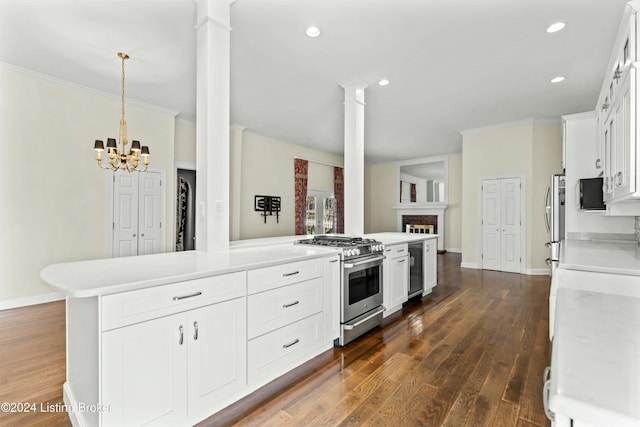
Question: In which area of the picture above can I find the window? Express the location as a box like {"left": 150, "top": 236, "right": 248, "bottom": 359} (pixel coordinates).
{"left": 306, "top": 190, "right": 335, "bottom": 235}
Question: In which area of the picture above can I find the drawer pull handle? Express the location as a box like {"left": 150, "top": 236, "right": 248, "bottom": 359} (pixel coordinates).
{"left": 398, "top": 259, "right": 406, "bottom": 263}
{"left": 179, "top": 325, "right": 184, "bottom": 345}
{"left": 397, "top": 249, "right": 405, "bottom": 252}
{"left": 282, "top": 271, "right": 300, "bottom": 277}
{"left": 193, "top": 321, "right": 199, "bottom": 341}
{"left": 172, "top": 291, "right": 202, "bottom": 301}
{"left": 282, "top": 300, "right": 300, "bottom": 308}
{"left": 282, "top": 338, "right": 300, "bottom": 349}
{"left": 329, "top": 259, "right": 339, "bottom": 263}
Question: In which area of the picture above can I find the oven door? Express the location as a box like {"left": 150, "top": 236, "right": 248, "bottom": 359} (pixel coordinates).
{"left": 342, "top": 255, "right": 384, "bottom": 322}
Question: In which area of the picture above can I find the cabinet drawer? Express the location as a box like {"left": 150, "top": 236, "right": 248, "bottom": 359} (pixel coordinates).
{"left": 384, "top": 243, "right": 408, "bottom": 259}
{"left": 248, "top": 277, "right": 323, "bottom": 339}
{"left": 101, "top": 271, "right": 246, "bottom": 331}
{"left": 248, "top": 313, "right": 323, "bottom": 385}
{"left": 247, "top": 258, "right": 323, "bottom": 294}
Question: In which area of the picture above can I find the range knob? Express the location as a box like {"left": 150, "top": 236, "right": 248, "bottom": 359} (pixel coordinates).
{"left": 354, "top": 248, "right": 361, "bottom": 256}
{"left": 344, "top": 249, "right": 353, "bottom": 257}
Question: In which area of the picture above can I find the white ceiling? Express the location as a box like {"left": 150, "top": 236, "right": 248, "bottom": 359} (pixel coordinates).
{"left": 0, "top": 0, "right": 630, "bottom": 163}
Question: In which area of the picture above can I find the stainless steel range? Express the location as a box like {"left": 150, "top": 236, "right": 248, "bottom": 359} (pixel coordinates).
{"left": 296, "top": 235, "right": 385, "bottom": 346}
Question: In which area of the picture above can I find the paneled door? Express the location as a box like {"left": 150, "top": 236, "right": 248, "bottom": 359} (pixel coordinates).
{"left": 113, "top": 171, "right": 163, "bottom": 257}
{"left": 481, "top": 177, "right": 522, "bottom": 273}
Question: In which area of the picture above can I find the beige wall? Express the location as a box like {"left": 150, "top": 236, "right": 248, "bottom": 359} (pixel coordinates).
{"left": 232, "top": 130, "right": 343, "bottom": 240}
{"left": 174, "top": 119, "right": 196, "bottom": 163}
{"left": 446, "top": 153, "right": 462, "bottom": 251}
{"left": 0, "top": 67, "right": 176, "bottom": 304}
{"left": 461, "top": 120, "right": 562, "bottom": 272}
{"left": 364, "top": 162, "right": 398, "bottom": 233}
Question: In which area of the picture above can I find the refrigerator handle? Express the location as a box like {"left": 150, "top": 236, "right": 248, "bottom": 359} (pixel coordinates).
{"left": 544, "top": 184, "right": 550, "bottom": 233}
{"left": 576, "top": 181, "right": 581, "bottom": 209}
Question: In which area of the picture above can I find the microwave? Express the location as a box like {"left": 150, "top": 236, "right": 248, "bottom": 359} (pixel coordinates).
{"left": 579, "top": 177, "right": 605, "bottom": 210}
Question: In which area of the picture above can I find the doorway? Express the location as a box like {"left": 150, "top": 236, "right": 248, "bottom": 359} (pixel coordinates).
{"left": 480, "top": 176, "right": 523, "bottom": 273}
{"left": 306, "top": 190, "right": 335, "bottom": 235}
{"left": 176, "top": 168, "right": 196, "bottom": 251}
{"left": 111, "top": 170, "right": 164, "bottom": 257}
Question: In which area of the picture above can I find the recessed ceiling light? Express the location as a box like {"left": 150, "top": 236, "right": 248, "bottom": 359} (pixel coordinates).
{"left": 547, "top": 22, "right": 566, "bottom": 33}
{"left": 378, "top": 79, "right": 390, "bottom": 86}
{"left": 551, "top": 76, "right": 566, "bottom": 83}
{"left": 305, "top": 26, "right": 321, "bottom": 38}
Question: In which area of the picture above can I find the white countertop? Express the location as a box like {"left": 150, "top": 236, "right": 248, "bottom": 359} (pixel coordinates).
{"left": 40, "top": 244, "right": 339, "bottom": 298}
{"left": 550, "top": 287, "right": 640, "bottom": 427}
{"left": 365, "top": 232, "right": 439, "bottom": 245}
{"left": 560, "top": 238, "right": 640, "bottom": 275}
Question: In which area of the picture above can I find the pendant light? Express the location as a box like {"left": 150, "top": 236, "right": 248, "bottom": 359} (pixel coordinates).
{"left": 93, "top": 52, "right": 150, "bottom": 172}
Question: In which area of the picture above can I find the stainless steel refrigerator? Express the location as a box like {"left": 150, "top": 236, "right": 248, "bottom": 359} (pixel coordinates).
{"left": 544, "top": 174, "right": 565, "bottom": 274}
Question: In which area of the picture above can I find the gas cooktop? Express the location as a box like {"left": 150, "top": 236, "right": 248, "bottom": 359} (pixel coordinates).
{"left": 295, "top": 235, "right": 384, "bottom": 260}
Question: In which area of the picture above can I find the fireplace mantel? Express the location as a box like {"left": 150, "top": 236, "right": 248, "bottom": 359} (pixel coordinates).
{"left": 393, "top": 203, "right": 447, "bottom": 251}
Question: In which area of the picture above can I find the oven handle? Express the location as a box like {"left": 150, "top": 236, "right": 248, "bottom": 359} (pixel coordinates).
{"left": 343, "top": 255, "right": 386, "bottom": 269}
{"left": 343, "top": 306, "right": 385, "bottom": 330}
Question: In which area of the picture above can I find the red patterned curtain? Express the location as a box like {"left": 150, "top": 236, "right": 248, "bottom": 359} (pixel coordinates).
{"left": 294, "top": 159, "right": 308, "bottom": 235}
{"left": 334, "top": 167, "right": 344, "bottom": 234}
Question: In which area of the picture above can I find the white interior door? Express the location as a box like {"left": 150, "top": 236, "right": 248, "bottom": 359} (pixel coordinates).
{"left": 113, "top": 171, "right": 163, "bottom": 257}
{"left": 500, "top": 178, "right": 521, "bottom": 273}
{"left": 482, "top": 179, "right": 501, "bottom": 271}
{"left": 481, "top": 177, "right": 522, "bottom": 273}
{"left": 113, "top": 173, "right": 139, "bottom": 257}
{"left": 138, "top": 173, "right": 162, "bottom": 255}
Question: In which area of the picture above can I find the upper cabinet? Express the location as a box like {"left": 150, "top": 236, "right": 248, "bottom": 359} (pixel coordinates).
{"left": 597, "top": 2, "right": 639, "bottom": 207}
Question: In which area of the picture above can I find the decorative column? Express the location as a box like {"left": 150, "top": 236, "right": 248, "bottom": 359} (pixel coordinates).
{"left": 341, "top": 80, "right": 367, "bottom": 236}
{"left": 194, "top": 0, "right": 234, "bottom": 251}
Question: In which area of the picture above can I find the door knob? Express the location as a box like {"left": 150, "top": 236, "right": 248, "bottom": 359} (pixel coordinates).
{"left": 141, "top": 233, "right": 145, "bottom": 237}
{"left": 132, "top": 234, "right": 136, "bottom": 237}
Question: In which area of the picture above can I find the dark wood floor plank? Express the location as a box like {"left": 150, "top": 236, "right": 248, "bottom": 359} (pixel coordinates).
{"left": 440, "top": 350, "right": 495, "bottom": 427}
{"left": 463, "top": 359, "right": 512, "bottom": 427}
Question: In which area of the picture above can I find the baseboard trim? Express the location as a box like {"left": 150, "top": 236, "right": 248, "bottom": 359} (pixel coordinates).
{"left": 445, "top": 248, "right": 462, "bottom": 253}
{"left": 526, "top": 268, "right": 551, "bottom": 276}
{"left": 0, "top": 292, "right": 65, "bottom": 311}
{"left": 460, "top": 262, "right": 478, "bottom": 269}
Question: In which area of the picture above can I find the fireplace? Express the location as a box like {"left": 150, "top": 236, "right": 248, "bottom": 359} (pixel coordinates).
{"left": 393, "top": 203, "right": 447, "bottom": 251}
{"left": 402, "top": 215, "right": 438, "bottom": 234}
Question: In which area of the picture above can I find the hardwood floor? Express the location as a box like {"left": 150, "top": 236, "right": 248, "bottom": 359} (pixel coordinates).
{"left": 0, "top": 300, "right": 69, "bottom": 427}
{"left": 0, "top": 253, "right": 551, "bottom": 427}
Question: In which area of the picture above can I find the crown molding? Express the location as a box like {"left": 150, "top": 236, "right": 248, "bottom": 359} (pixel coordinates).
{"left": 0, "top": 61, "right": 180, "bottom": 117}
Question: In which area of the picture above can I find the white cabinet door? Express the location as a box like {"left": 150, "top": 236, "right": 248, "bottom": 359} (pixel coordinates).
{"left": 602, "top": 110, "right": 615, "bottom": 204}
{"left": 612, "top": 69, "right": 635, "bottom": 200}
{"left": 424, "top": 239, "right": 437, "bottom": 291}
{"left": 102, "top": 313, "right": 188, "bottom": 427}
{"left": 390, "top": 255, "right": 409, "bottom": 309}
{"left": 188, "top": 298, "right": 247, "bottom": 416}
{"left": 323, "top": 255, "right": 340, "bottom": 342}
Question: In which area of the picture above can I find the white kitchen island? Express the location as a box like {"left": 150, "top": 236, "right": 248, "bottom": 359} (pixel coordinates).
{"left": 41, "top": 244, "right": 341, "bottom": 427}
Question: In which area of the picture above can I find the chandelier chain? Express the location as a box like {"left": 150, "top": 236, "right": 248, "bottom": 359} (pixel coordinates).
{"left": 121, "top": 54, "right": 125, "bottom": 122}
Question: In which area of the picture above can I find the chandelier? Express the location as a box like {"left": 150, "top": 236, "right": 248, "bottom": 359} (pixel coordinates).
{"left": 93, "top": 52, "right": 150, "bottom": 172}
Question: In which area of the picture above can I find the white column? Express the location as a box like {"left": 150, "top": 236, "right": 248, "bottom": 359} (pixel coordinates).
{"left": 194, "top": 0, "right": 234, "bottom": 251}
{"left": 341, "top": 80, "right": 367, "bottom": 236}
